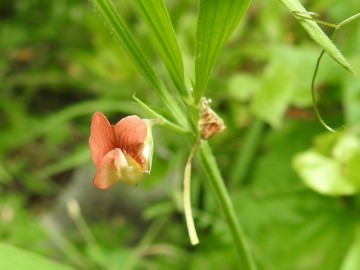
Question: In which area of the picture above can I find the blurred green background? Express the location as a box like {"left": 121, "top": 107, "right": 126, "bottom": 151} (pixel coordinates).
{"left": 1, "top": 0, "right": 360, "bottom": 269}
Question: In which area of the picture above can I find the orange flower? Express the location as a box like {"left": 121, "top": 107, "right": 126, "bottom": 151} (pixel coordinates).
{"left": 89, "top": 112, "right": 153, "bottom": 189}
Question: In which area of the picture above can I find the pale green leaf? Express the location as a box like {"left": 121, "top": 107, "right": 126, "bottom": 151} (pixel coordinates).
{"left": 293, "top": 150, "right": 358, "bottom": 196}
{"left": 252, "top": 60, "right": 295, "bottom": 128}
{"left": 134, "top": 0, "right": 187, "bottom": 97}
{"left": 278, "top": 0, "right": 355, "bottom": 74}
{"left": 227, "top": 74, "right": 259, "bottom": 101}
{"left": 294, "top": 132, "right": 360, "bottom": 195}
{"left": 332, "top": 134, "right": 360, "bottom": 163}
{"left": 0, "top": 243, "right": 74, "bottom": 270}
{"left": 194, "top": 0, "right": 252, "bottom": 103}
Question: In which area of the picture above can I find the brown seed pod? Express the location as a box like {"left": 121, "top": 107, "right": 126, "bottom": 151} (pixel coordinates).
{"left": 198, "top": 98, "right": 226, "bottom": 140}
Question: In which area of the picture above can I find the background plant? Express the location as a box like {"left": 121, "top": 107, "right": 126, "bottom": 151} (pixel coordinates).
{"left": 1, "top": 0, "right": 360, "bottom": 269}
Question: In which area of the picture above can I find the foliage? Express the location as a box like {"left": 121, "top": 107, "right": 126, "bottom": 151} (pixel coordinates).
{"left": 1, "top": 0, "right": 360, "bottom": 269}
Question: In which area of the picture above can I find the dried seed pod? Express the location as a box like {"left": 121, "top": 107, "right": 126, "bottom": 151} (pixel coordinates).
{"left": 198, "top": 98, "right": 226, "bottom": 139}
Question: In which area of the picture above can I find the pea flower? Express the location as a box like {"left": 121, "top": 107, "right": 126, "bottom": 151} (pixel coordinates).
{"left": 89, "top": 112, "right": 153, "bottom": 189}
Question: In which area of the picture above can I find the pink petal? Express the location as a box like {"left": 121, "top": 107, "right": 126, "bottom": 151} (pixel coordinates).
{"left": 113, "top": 115, "right": 147, "bottom": 169}
{"left": 89, "top": 112, "right": 116, "bottom": 168}
{"left": 93, "top": 149, "right": 120, "bottom": 189}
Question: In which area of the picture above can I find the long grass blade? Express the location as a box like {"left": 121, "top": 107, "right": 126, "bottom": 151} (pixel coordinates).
{"left": 194, "top": 0, "right": 252, "bottom": 103}
{"left": 134, "top": 0, "right": 188, "bottom": 98}
{"left": 91, "top": 0, "right": 188, "bottom": 127}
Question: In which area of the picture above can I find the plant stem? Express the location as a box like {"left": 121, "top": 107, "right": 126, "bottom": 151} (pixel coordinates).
{"left": 183, "top": 140, "right": 201, "bottom": 245}
{"left": 123, "top": 217, "right": 169, "bottom": 270}
{"left": 198, "top": 141, "right": 256, "bottom": 270}
{"left": 230, "top": 119, "right": 265, "bottom": 187}
{"left": 66, "top": 199, "right": 107, "bottom": 268}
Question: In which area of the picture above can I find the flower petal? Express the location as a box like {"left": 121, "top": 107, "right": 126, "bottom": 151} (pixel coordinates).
{"left": 113, "top": 115, "right": 147, "bottom": 169}
{"left": 89, "top": 112, "right": 116, "bottom": 168}
{"left": 93, "top": 149, "right": 120, "bottom": 189}
{"left": 93, "top": 148, "right": 144, "bottom": 189}
{"left": 115, "top": 150, "right": 144, "bottom": 186}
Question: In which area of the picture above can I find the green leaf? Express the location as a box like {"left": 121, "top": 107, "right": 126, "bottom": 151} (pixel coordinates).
{"left": 293, "top": 150, "right": 358, "bottom": 196}
{"left": 236, "top": 188, "right": 355, "bottom": 269}
{"left": 293, "top": 132, "right": 360, "bottom": 196}
{"left": 134, "top": 0, "right": 188, "bottom": 97}
{"left": 278, "top": 0, "right": 355, "bottom": 74}
{"left": 333, "top": 134, "right": 360, "bottom": 163}
{"left": 234, "top": 120, "right": 355, "bottom": 269}
{"left": 194, "top": 0, "right": 252, "bottom": 103}
{"left": 252, "top": 60, "right": 295, "bottom": 128}
{"left": 0, "top": 243, "right": 74, "bottom": 270}
{"left": 90, "top": 0, "right": 188, "bottom": 128}
{"left": 133, "top": 95, "right": 189, "bottom": 133}
{"left": 341, "top": 226, "right": 360, "bottom": 270}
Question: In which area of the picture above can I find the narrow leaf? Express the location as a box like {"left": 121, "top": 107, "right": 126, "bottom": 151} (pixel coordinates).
{"left": 91, "top": 0, "right": 188, "bottom": 128}
{"left": 134, "top": 0, "right": 188, "bottom": 97}
{"left": 278, "top": 0, "right": 355, "bottom": 74}
{"left": 194, "top": 0, "right": 252, "bottom": 103}
{"left": 133, "top": 95, "right": 189, "bottom": 133}
{"left": 0, "top": 243, "right": 74, "bottom": 270}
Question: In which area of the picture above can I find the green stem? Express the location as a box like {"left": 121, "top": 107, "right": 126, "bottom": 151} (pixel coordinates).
{"left": 198, "top": 141, "right": 256, "bottom": 270}
{"left": 309, "top": 13, "right": 360, "bottom": 132}
{"left": 123, "top": 217, "right": 169, "bottom": 270}
{"left": 293, "top": 11, "right": 360, "bottom": 132}
{"left": 230, "top": 119, "right": 265, "bottom": 187}
{"left": 66, "top": 199, "right": 107, "bottom": 268}
{"left": 133, "top": 94, "right": 189, "bottom": 133}
{"left": 311, "top": 49, "right": 344, "bottom": 132}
